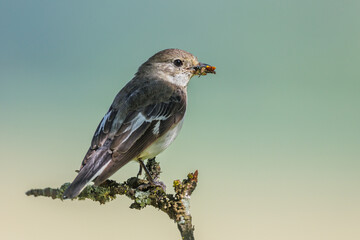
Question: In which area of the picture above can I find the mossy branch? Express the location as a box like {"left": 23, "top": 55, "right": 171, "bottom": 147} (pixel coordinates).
{"left": 26, "top": 159, "right": 198, "bottom": 240}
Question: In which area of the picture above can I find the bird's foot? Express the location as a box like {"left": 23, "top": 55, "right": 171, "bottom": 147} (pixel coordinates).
{"left": 137, "top": 159, "right": 166, "bottom": 191}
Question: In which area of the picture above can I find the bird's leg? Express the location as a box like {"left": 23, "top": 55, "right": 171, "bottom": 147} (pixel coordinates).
{"left": 138, "top": 159, "right": 155, "bottom": 183}
{"left": 138, "top": 159, "right": 166, "bottom": 191}
{"left": 136, "top": 164, "right": 143, "bottom": 178}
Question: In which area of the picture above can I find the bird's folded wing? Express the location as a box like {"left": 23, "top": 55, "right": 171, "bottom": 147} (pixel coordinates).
{"left": 112, "top": 98, "right": 184, "bottom": 153}
{"left": 79, "top": 83, "right": 186, "bottom": 176}
{"left": 79, "top": 107, "right": 118, "bottom": 170}
{"left": 92, "top": 91, "right": 186, "bottom": 185}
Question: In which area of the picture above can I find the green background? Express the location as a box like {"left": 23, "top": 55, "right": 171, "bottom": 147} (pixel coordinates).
{"left": 1, "top": 1, "right": 359, "bottom": 239}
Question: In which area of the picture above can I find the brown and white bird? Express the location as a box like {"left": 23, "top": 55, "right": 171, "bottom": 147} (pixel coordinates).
{"left": 63, "top": 49, "right": 216, "bottom": 199}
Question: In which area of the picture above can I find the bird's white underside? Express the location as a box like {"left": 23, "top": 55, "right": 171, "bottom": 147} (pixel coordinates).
{"left": 138, "top": 118, "right": 184, "bottom": 160}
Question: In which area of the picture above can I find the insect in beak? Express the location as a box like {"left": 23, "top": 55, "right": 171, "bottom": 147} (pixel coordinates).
{"left": 193, "top": 63, "right": 216, "bottom": 76}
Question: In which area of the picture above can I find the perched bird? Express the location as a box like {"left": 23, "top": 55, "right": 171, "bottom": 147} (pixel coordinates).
{"left": 63, "top": 49, "right": 216, "bottom": 199}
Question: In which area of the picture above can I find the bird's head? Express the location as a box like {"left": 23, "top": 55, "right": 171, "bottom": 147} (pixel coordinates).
{"left": 137, "top": 49, "right": 216, "bottom": 87}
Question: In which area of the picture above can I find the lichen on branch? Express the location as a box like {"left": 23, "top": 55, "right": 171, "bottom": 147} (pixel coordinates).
{"left": 26, "top": 159, "right": 198, "bottom": 240}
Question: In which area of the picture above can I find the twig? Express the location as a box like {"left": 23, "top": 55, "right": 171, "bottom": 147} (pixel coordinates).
{"left": 26, "top": 159, "right": 198, "bottom": 240}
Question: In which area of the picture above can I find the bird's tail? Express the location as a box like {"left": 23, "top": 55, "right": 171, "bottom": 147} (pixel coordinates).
{"left": 63, "top": 149, "right": 112, "bottom": 199}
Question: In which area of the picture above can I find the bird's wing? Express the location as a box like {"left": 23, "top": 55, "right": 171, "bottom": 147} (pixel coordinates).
{"left": 63, "top": 80, "right": 186, "bottom": 199}
{"left": 93, "top": 87, "right": 187, "bottom": 184}
{"left": 79, "top": 78, "right": 184, "bottom": 170}
{"left": 77, "top": 106, "right": 117, "bottom": 170}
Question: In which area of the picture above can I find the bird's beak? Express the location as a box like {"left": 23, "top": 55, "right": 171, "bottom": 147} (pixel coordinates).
{"left": 193, "top": 62, "right": 216, "bottom": 76}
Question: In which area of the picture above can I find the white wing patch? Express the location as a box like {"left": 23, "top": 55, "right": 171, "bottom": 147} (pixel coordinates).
{"left": 121, "top": 113, "right": 147, "bottom": 143}
{"left": 96, "top": 110, "right": 112, "bottom": 136}
{"left": 124, "top": 112, "right": 147, "bottom": 133}
{"left": 120, "top": 111, "right": 170, "bottom": 144}
{"left": 152, "top": 121, "right": 160, "bottom": 135}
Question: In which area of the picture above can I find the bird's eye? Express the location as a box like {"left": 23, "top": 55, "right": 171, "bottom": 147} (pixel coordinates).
{"left": 173, "top": 59, "right": 183, "bottom": 67}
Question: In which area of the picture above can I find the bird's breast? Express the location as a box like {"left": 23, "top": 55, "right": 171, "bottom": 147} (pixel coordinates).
{"left": 138, "top": 119, "right": 184, "bottom": 160}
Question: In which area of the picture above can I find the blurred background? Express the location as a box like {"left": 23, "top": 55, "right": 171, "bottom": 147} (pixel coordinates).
{"left": 1, "top": 0, "right": 359, "bottom": 239}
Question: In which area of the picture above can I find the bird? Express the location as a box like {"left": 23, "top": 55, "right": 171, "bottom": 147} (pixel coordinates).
{"left": 63, "top": 49, "right": 216, "bottom": 199}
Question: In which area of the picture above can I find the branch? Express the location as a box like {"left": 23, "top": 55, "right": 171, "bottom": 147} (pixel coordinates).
{"left": 26, "top": 159, "right": 198, "bottom": 240}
